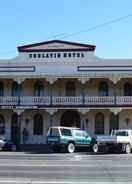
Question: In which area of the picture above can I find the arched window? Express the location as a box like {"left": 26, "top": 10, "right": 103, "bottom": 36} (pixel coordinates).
{"left": 124, "top": 82, "right": 132, "bottom": 96}
{"left": 0, "top": 82, "right": 4, "bottom": 96}
{"left": 65, "top": 81, "right": 76, "bottom": 96}
{"left": 95, "top": 113, "right": 104, "bottom": 134}
{"left": 12, "top": 82, "right": 21, "bottom": 96}
{"left": 99, "top": 82, "right": 108, "bottom": 96}
{"left": 33, "top": 114, "right": 43, "bottom": 135}
{"left": 109, "top": 113, "right": 119, "bottom": 133}
{"left": 0, "top": 114, "right": 5, "bottom": 134}
{"left": 34, "top": 81, "right": 44, "bottom": 96}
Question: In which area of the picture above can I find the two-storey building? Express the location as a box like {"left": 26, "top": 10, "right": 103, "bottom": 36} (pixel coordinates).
{"left": 0, "top": 40, "right": 132, "bottom": 145}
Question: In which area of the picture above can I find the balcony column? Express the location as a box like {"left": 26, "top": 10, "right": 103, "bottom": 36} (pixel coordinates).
{"left": 46, "top": 77, "right": 58, "bottom": 106}
{"left": 113, "top": 83, "right": 117, "bottom": 106}
{"left": 109, "top": 76, "right": 121, "bottom": 106}
{"left": 78, "top": 78, "right": 90, "bottom": 106}
{"left": 13, "top": 109, "right": 25, "bottom": 145}
{"left": 13, "top": 78, "right": 25, "bottom": 106}
{"left": 46, "top": 109, "right": 58, "bottom": 127}
{"left": 78, "top": 108, "right": 90, "bottom": 130}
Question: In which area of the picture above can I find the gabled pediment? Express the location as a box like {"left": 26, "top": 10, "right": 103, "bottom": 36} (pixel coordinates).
{"left": 18, "top": 40, "right": 96, "bottom": 52}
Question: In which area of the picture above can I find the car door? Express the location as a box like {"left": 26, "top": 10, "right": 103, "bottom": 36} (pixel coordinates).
{"left": 74, "top": 130, "right": 84, "bottom": 146}
{"left": 81, "top": 131, "right": 91, "bottom": 146}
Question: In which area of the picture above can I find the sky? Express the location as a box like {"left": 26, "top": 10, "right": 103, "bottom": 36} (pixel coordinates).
{"left": 0, "top": 0, "right": 132, "bottom": 59}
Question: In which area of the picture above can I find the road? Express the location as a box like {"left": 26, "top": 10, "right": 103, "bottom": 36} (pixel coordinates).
{"left": 0, "top": 152, "right": 131, "bottom": 183}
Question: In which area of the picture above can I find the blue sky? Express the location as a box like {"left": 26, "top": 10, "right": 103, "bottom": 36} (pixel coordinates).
{"left": 0, "top": 0, "right": 132, "bottom": 59}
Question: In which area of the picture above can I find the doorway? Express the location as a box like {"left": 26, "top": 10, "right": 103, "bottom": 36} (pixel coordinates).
{"left": 61, "top": 110, "right": 80, "bottom": 127}
{"left": 11, "top": 113, "right": 20, "bottom": 144}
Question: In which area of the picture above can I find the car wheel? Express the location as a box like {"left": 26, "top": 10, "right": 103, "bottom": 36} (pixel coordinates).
{"left": 125, "top": 144, "right": 131, "bottom": 154}
{"left": 67, "top": 143, "right": 75, "bottom": 153}
{"left": 92, "top": 143, "right": 98, "bottom": 153}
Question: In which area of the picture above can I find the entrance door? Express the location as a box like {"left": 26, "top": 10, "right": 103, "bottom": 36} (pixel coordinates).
{"left": 61, "top": 110, "right": 80, "bottom": 128}
{"left": 11, "top": 114, "right": 20, "bottom": 144}
{"left": 110, "top": 114, "right": 119, "bottom": 133}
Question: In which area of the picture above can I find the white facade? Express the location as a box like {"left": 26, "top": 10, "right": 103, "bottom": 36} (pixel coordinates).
{"left": 0, "top": 40, "right": 132, "bottom": 145}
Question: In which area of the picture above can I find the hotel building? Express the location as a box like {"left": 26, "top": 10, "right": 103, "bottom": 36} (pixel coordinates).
{"left": 0, "top": 40, "right": 132, "bottom": 145}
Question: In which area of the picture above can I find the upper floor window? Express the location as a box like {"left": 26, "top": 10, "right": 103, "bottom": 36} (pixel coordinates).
{"left": 99, "top": 82, "right": 108, "bottom": 96}
{"left": 34, "top": 81, "right": 44, "bottom": 96}
{"left": 0, "top": 82, "right": 4, "bottom": 96}
{"left": 124, "top": 82, "right": 132, "bottom": 96}
{"left": 65, "top": 81, "right": 76, "bottom": 96}
{"left": 12, "top": 82, "right": 21, "bottom": 96}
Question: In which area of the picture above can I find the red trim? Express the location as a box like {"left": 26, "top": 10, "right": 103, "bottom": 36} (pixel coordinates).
{"left": 19, "top": 48, "right": 93, "bottom": 52}
{"left": 18, "top": 40, "right": 96, "bottom": 52}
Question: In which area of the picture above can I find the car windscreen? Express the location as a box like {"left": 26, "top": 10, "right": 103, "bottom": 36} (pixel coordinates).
{"left": 114, "top": 131, "right": 128, "bottom": 136}
{"left": 60, "top": 128, "right": 72, "bottom": 136}
{"left": 74, "top": 130, "right": 83, "bottom": 137}
{"left": 49, "top": 128, "right": 60, "bottom": 136}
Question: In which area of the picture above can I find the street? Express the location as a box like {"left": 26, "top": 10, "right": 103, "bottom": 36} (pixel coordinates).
{"left": 0, "top": 152, "right": 132, "bottom": 183}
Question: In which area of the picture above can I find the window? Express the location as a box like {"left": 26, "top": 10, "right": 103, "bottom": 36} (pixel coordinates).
{"left": 34, "top": 81, "right": 44, "bottom": 96}
{"left": 99, "top": 82, "right": 108, "bottom": 96}
{"left": 0, "top": 82, "right": 4, "bottom": 96}
{"left": 33, "top": 114, "right": 43, "bottom": 135}
{"left": 74, "top": 130, "right": 82, "bottom": 137}
{"left": 60, "top": 128, "right": 72, "bottom": 136}
{"left": 29, "top": 54, "right": 32, "bottom": 58}
{"left": 46, "top": 54, "right": 49, "bottom": 58}
{"left": 72, "top": 53, "right": 76, "bottom": 57}
{"left": 33, "top": 54, "right": 36, "bottom": 58}
{"left": 114, "top": 131, "right": 128, "bottom": 136}
{"left": 77, "top": 53, "right": 80, "bottom": 57}
{"left": 50, "top": 53, "right": 53, "bottom": 58}
{"left": 68, "top": 53, "right": 71, "bottom": 57}
{"left": 38, "top": 53, "right": 41, "bottom": 58}
{"left": 63, "top": 53, "right": 67, "bottom": 58}
{"left": 12, "top": 82, "right": 21, "bottom": 96}
{"left": 124, "top": 82, "right": 132, "bottom": 96}
{"left": 42, "top": 54, "right": 45, "bottom": 58}
{"left": 57, "top": 53, "right": 61, "bottom": 58}
{"left": 95, "top": 113, "right": 104, "bottom": 134}
{"left": 82, "top": 131, "right": 88, "bottom": 137}
{"left": 81, "top": 53, "right": 84, "bottom": 57}
{"left": 65, "top": 81, "right": 76, "bottom": 96}
{"left": 49, "top": 128, "right": 60, "bottom": 136}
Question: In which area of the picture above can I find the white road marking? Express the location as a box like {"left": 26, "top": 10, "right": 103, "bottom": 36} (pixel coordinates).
{"left": 0, "top": 180, "right": 131, "bottom": 184}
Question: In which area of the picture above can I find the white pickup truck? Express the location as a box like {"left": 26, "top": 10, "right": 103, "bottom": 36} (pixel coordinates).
{"left": 96, "top": 129, "right": 132, "bottom": 154}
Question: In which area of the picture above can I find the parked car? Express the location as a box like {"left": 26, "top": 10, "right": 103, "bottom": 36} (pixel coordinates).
{"left": 47, "top": 126, "right": 98, "bottom": 153}
{"left": 0, "top": 137, "right": 16, "bottom": 151}
{"left": 96, "top": 129, "right": 132, "bottom": 154}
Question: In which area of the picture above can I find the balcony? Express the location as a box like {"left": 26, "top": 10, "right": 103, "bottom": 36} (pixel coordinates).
{"left": 0, "top": 96, "right": 131, "bottom": 107}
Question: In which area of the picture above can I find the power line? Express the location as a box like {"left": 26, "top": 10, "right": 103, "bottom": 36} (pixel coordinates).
{"left": 50, "top": 13, "right": 132, "bottom": 39}
{"left": 0, "top": 13, "right": 132, "bottom": 55}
